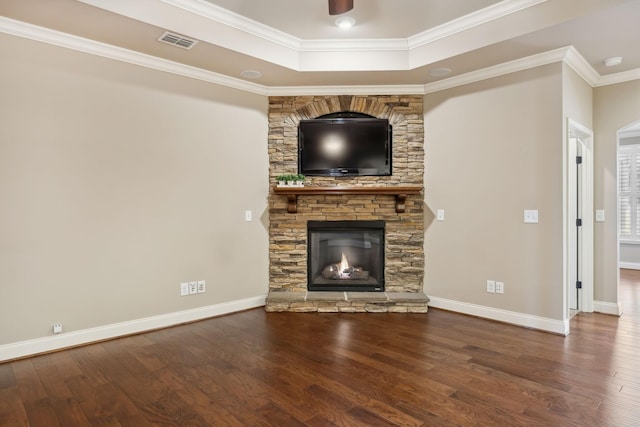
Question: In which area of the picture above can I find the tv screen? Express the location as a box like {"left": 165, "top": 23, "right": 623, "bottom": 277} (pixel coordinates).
{"left": 298, "top": 115, "right": 391, "bottom": 177}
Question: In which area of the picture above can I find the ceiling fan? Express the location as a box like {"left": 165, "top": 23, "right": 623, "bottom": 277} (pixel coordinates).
{"left": 329, "top": 0, "right": 353, "bottom": 15}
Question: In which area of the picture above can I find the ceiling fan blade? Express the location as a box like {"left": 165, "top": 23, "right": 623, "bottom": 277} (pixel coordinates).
{"left": 329, "top": 0, "right": 353, "bottom": 15}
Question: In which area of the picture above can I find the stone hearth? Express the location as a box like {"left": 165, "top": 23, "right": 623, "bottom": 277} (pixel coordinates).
{"left": 266, "top": 292, "right": 429, "bottom": 313}
{"left": 267, "top": 95, "right": 428, "bottom": 312}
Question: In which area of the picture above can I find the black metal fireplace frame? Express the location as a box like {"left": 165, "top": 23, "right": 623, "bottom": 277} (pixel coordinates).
{"left": 307, "top": 220, "right": 385, "bottom": 292}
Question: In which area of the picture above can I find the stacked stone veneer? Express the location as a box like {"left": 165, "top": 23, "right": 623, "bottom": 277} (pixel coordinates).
{"left": 267, "top": 95, "right": 426, "bottom": 312}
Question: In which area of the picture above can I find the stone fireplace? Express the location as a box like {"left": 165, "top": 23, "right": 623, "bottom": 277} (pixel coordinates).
{"left": 266, "top": 95, "right": 429, "bottom": 312}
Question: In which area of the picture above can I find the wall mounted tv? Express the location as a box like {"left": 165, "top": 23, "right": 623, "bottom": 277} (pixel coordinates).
{"left": 298, "top": 112, "right": 392, "bottom": 177}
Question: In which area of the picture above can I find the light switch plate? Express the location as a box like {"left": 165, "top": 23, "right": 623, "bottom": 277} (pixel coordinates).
{"left": 436, "top": 209, "right": 445, "bottom": 221}
{"left": 180, "top": 282, "right": 189, "bottom": 296}
{"left": 595, "top": 210, "right": 605, "bottom": 222}
{"left": 524, "top": 210, "right": 539, "bottom": 223}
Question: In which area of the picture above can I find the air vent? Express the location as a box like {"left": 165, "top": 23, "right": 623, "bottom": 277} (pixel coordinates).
{"left": 157, "top": 31, "right": 198, "bottom": 50}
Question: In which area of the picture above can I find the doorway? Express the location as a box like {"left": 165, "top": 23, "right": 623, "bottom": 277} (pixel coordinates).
{"left": 565, "top": 119, "right": 594, "bottom": 322}
{"left": 617, "top": 120, "right": 640, "bottom": 312}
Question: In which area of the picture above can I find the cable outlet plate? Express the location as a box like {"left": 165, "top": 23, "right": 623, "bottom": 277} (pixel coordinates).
{"left": 52, "top": 323, "right": 63, "bottom": 334}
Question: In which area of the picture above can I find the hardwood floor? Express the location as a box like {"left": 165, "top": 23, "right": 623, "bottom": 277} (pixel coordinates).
{"left": 2, "top": 276, "right": 640, "bottom": 426}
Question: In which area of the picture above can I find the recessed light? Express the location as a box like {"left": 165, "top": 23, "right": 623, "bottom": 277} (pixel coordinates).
{"left": 429, "top": 67, "right": 452, "bottom": 77}
{"left": 240, "top": 70, "right": 262, "bottom": 79}
{"left": 335, "top": 16, "right": 356, "bottom": 29}
{"left": 604, "top": 57, "right": 622, "bottom": 67}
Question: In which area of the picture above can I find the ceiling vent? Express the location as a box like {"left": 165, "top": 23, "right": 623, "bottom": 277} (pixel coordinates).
{"left": 157, "top": 31, "right": 198, "bottom": 50}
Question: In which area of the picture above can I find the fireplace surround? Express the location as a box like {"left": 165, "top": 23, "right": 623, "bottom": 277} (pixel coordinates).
{"left": 266, "top": 95, "right": 429, "bottom": 312}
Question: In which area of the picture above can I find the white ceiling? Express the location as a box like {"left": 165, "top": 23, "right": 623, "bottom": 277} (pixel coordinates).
{"left": 1, "top": 0, "right": 640, "bottom": 90}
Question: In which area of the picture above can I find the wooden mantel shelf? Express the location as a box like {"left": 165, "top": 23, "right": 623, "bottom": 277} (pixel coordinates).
{"left": 273, "top": 185, "right": 423, "bottom": 214}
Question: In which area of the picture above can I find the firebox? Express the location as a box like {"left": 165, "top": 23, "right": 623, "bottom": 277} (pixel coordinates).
{"left": 307, "top": 220, "right": 385, "bottom": 292}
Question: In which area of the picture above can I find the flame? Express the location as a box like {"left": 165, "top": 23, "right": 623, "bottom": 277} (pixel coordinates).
{"left": 339, "top": 252, "right": 350, "bottom": 276}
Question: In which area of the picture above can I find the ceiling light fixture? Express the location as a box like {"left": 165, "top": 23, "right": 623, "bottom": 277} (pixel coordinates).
{"left": 240, "top": 70, "right": 262, "bottom": 79}
{"left": 335, "top": 16, "right": 356, "bottom": 29}
{"left": 429, "top": 68, "right": 452, "bottom": 77}
{"left": 604, "top": 56, "right": 623, "bottom": 67}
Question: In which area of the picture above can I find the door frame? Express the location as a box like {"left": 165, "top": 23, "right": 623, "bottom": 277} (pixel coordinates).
{"left": 564, "top": 119, "right": 594, "bottom": 326}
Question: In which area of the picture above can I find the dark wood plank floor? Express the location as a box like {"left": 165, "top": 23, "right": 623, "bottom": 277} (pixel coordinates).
{"left": 2, "top": 274, "right": 640, "bottom": 426}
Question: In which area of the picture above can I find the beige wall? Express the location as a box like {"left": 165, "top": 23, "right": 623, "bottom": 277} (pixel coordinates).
{"left": 0, "top": 34, "right": 269, "bottom": 344}
{"left": 594, "top": 79, "right": 640, "bottom": 303}
{"left": 423, "top": 64, "right": 564, "bottom": 320}
{"left": 562, "top": 64, "right": 593, "bottom": 129}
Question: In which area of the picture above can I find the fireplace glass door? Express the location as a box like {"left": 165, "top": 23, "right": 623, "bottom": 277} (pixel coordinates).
{"left": 307, "top": 220, "right": 384, "bottom": 292}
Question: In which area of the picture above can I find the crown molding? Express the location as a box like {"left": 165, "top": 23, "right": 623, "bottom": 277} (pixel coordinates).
{"left": 300, "top": 38, "right": 408, "bottom": 52}
{"left": 408, "top": 0, "right": 547, "bottom": 49}
{"left": 161, "top": 0, "right": 545, "bottom": 54}
{"left": 595, "top": 68, "right": 640, "bottom": 88}
{"left": 2, "top": 17, "right": 638, "bottom": 99}
{"left": 267, "top": 85, "right": 426, "bottom": 97}
{"left": 80, "top": 0, "right": 556, "bottom": 73}
{"left": 424, "top": 46, "right": 571, "bottom": 94}
{"left": 562, "top": 46, "right": 599, "bottom": 86}
{"left": 0, "top": 17, "right": 268, "bottom": 96}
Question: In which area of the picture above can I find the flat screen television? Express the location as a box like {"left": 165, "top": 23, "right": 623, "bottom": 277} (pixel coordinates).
{"left": 298, "top": 112, "right": 392, "bottom": 177}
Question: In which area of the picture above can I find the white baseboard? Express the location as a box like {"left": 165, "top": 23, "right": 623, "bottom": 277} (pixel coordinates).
{"left": 593, "top": 300, "right": 623, "bottom": 316}
{"left": 428, "top": 297, "right": 569, "bottom": 335}
{"left": 619, "top": 262, "right": 640, "bottom": 270}
{"left": 0, "top": 295, "right": 267, "bottom": 362}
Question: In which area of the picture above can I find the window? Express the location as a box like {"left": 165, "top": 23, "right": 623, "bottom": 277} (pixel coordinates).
{"left": 619, "top": 144, "right": 640, "bottom": 241}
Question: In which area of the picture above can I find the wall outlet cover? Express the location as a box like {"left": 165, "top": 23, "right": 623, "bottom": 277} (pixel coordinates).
{"left": 486, "top": 280, "right": 496, "bottom": 293}
{"left": 524, "top": 210, "right": 539, "bottom": 223}
{"left": 189, "top": 281, "right": 198, "bottom": 295}
{"left": 180, "top": 282, "right": 189, "bottom": 296}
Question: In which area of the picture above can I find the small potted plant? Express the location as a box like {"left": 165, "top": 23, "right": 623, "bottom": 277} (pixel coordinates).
{"left": 276, "top": 174, "right": 289, "bottom": 187}
{"left": 294, "top": 174, "right": 306, "bottom": 187}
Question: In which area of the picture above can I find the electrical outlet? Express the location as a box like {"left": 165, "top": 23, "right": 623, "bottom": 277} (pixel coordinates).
{"left": 189, "top": 281, "right": 198, "bottom": 295}
{"left": 486, "top": 280, "right": 496, "bottom": 293}
{"left": 496, "top": 281, "right": 504, "bottom": 294}
{"left": 524, "top": 210, "right": 539, "bottom": 223}
{"left": 197, "top": 280, "right": 206, "bottom": 293}
{"left": 52, "top": 323, "right": 63, "bottom": 334}
{"left": 180, "top": 282, "right": 189, "bottom": 296}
